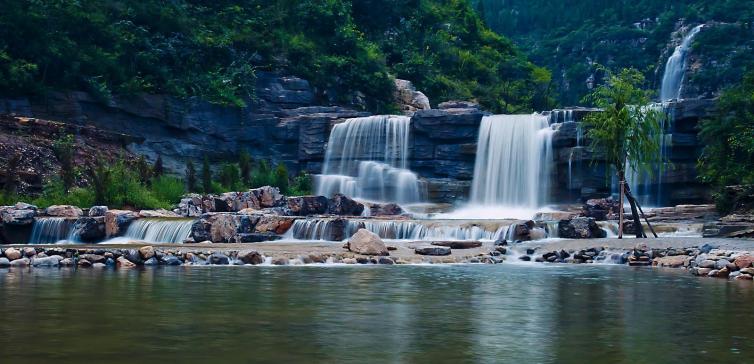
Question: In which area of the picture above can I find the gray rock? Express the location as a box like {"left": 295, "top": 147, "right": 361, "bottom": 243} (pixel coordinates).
{"left": 59, "top": 258, "right": 75, "bottom": 266}
{"left": 88, "top": 206, "right": 109, "bottom": 217}
{"left": 347, "top": 229, "right": 388, "bottom": 256}
{"left": 10, "top": 257, "right": 30, "bottom": 267}
{"left": 143, "top": 257, "right": 159, "bottom": 266}
{"left": 431, "top": 241, "right": 482, "bottom": 249}
{"left": 0, "top": 257, "right": 9, "bottom": 267}
{"left": 92, "top": 263, "right": 106, "bottom": 268}
{"left": 558, "top": 217, "right": 607, "bottom": 239}
{"left": 415, "top": 245, "right": 452, "bottom": 256}
{"left": 31, "top": 255, "right": 63, "bottom": 267}
{"left": 698, "top": 259, "right": 716, "bottom": 269}
{"left": 378, "top": 257, "right": 395, "bottom": 265}
{"left": 286, "top": 195, "right": 329, "bottom": 216}
{"left": 209, "top": 253, "right": 230, "bottom": 265}
{"left": 69, "top": 217, "right": 106, "bottom": 242}
{"left": 161, "top": 255, "right": 182, "bottom": 266}
{"left": 327, "top": 194, "right": 364, "bottom": 216}
{"left": 699, "top": 243, "right": 717, "bottom": 254}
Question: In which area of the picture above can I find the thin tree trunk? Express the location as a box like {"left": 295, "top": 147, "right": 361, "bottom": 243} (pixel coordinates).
{"left": 624, "top": 186, "right": 647, "bottom": 238}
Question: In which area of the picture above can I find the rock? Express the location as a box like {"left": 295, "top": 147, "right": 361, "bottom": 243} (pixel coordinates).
{"left": 558, "top": 217, "right": 606, "bottom": 239}
{"left": 506, "top": 220, "right": 535, "bottom": 241}
{"left": 653, "top": 255, "right": 691, "bottom": 268}
{"left": 31, "top": 255, "right": 62, "bottom": 267}
{"left": 342, "top": 258, "right": 358, "bottom": 264}
{"left": 366, "top": 203, "right": 403, "bottom": 216}
{"left": 431, "top": 241, "right": 482, "bottom": 249}
{"left": 139, "top": 246, "right": 156, "bottom": 260}
{"left": 286, "top": 195, "right": 329, "bottom": 216}
{"left": 79, "top": 254, "right": 106, "bottom": 264}
{"left": 235, "top": 232, "right": 282, "bottom": 243}
{"left": 209, "top": 253, "right": 230, "bottom": 265}
{"left": 138, "top": 209, "right": 181, "bottom": 218}
{"left": 327, "top": 194, "right": 365, "bottom": 216}
{"left": 69, "top": 217, "right": 105, "bottom": 242}
{"left": 518, "top": 255, "right": 532, "bottom": 262}
{"left": 394, "top": 79, "right": 431, "bottom": 115}
{"left": 696, "top": 267, "right": 712, "bottom": 276}
{"left": 238, "top": 250, "right": 264, "bottom": 265}
{"left": 0, "top": 257, "right": 10, "bottom": 267}
{"left": 92, "top": 262, "right": 106, "bottom": 268}
{"left": 3, "top": 247, "right": 22, "bottom": 261}
{"left": 44, "top": 205, "right": 83, "bottom": 217}
{"left": 22, "top": 247, "right": 36, "bottom": 257}
{"left": 122, "top": 249, "right": 142, "bottom": 264}
{"left": 59, "top": 258, "right": 74, "bottom": 266}
{"left": 740, "top": 267, "right": 754, "bottom": 275}
{"left": 582, "top": 198, "right": 621, "bottom": 220}
{"left": 733, "top": 255, "right": 754, "bottom": 269}
{"left": 104, "top": 210, "right": 138, "bottom": 237}
{"left": 437, "top": 100, "right": 480, "bottom": 109}
{"left": 254, "top": 215, "right": 295, "bottom": 235}
{"left": 347, "top": 229, "right": 388, "bottom": 256}
{"left": 714, "top": 259, "right": 733, "bottom": 270}
{"left": 378, "top": 257, "right": 395, "bottom": 265}
{"left": 10, "top": 257, "right": 29, "bottom": 267}
{"left": 143, "top": 257, "right": 159, "bottom": 266}
{"left": 699, "top": 243, "right": 717, "bottom": 254}
{"left": 736, "top": 274, "right": 753, "bottom": 280}
{"left": 414, "top": 245, "right": 452, "bottom": 256}
{"left": 272, "top": 257, "right": 289, "bottom": 265}
{"left": 251, "top": 186, "right": 284, "bottom": 208}
{"left": 1, "top": 204, "right": 37, "bottom": 225}
{"left": 161, "top": 255, "right": 182, "bottom": 266}
{"left": 698, "top": 259, "right": 716, "bottom": 269}
{"left": 88, "top": 206, "right": 108, "bottom": 217}
{"left": 116, "top": 256, "right": 136, "bottom": 268}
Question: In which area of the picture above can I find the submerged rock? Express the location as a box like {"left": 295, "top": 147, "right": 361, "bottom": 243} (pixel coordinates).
{"left": 209, "top": 252, "right": 230, "bottom": 265}
{"left": 347, "top": 229, "right": 388, "bottom": 256}
{"left": 431, "top": 241, "right": 482, "bottom": 249}
{"left": 238, "top": 250, "right": 264, "bottom": 265}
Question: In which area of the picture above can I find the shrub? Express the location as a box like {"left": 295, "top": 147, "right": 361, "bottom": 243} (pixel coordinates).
{"left": 274, "top": 163, "right": 289, "bottom": 194}
{"left": 151, "top": 176, "right": 186, "bottom": 205}
{"left": 288, "top": 173, "right": 313, "bottom": 196}
{"left": 218, "top": 163, "right": 242, "bottom": 190}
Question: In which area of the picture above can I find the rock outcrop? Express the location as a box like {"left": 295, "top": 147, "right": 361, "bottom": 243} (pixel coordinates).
{"left": 347, "top": 229, "right": 388, "bottom": 256}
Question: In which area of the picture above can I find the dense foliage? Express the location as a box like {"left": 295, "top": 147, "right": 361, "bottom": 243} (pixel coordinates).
{"left": 475, "top": 0, "right": 754, "bottom": 105}
{"left": 698, "top": 71, "right": 754, "bottom": 187}
{"left": 0, "top": 0, "right": 547, "bottom": 112}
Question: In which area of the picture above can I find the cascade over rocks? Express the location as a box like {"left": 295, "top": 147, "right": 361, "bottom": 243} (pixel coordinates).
{"left": 105, "top": 210, "right": 138, "bottom": 237}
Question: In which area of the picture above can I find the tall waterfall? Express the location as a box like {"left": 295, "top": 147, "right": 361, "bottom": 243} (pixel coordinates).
{"left": 316, "top": 115, "right": 424, "bottom": 204}
{"left": 29, "top": 217, "right": 73, "bottom": 244}
{"left": 469, "top": 114, "right": 554, "bottom": 213}
{"left": 660, "top": 25, "right": 703, "bottom": 101}
{"left": 122, "top": 219, "right": 194, "bottom": 244}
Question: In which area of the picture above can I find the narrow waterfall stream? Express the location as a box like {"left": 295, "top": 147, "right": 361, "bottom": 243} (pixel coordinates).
{"left": 660, "top": 24, "right": 704, "bottom": 101}
{"left": 29, "top": 217, "right": 74, "bottom": 244}
{"left": 316, "top": 115, "right": 425, "bottom": 204}
{"left": 121, "top": 219, "right": 194, "bottom": 244}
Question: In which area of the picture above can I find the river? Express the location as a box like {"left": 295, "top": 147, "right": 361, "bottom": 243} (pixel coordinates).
{"left": 1, "top": 264, "right": 752, "bottom": 363}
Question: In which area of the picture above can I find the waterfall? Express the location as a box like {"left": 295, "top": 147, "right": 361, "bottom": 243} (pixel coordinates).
{"left": 286, "top": 218, "right": 505, "bottom": 241}
{"left": 469, "top": 114, "right": 554, "bottom": 210}
{"left": 122, "top": 219, "right": 194, "bottom": 244}
{"left": 660, "top": 25, "right": 703, "bottom": 101}
{"left": 29, "top": 217, "right": 73, "bottom": 244}
{"left": 315, "top": 115, "right": 425, "bottom": 204}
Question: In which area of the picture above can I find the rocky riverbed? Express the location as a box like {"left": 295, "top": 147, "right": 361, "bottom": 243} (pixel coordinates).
{"left": 3, "top": 237, "right": 754, "bottom": 283}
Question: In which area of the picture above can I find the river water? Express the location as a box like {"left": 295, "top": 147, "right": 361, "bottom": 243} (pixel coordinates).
{"left": 1, "top": 264, "right": 752, "bottom": 363}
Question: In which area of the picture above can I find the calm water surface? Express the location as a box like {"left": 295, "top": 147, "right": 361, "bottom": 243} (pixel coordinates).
{"left": 1, "top": 264, "right": 753, "bottom": 363}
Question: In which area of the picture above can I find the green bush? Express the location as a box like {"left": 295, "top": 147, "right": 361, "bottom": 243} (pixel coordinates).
{"left": 288, "top": 173, "right": 314, "bottom": 196}
{"left": 151, "top": 176, "right": 186, "bottom": 205}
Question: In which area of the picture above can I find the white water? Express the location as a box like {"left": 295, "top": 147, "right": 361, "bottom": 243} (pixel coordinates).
{"left": 316, "top": 115, "right": 424, "bottom": 204}
{"left": 450, "top": 114, "right": 554, "bottom": 219}
{"left": 660, "top": 24, "right": 703, "bottom": 101}
{"left": 29, "top": 217, "right": 73, "bottom": 244}
{"left": 121, "top": 219, "right": 194, "bottom": 244}
{"left": 286, "top": 218, "right": 507, "bottom": 242}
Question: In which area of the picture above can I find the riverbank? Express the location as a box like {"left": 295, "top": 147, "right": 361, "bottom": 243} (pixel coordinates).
{"left": 3, "top": 237, "right": 754, "bottom": 281}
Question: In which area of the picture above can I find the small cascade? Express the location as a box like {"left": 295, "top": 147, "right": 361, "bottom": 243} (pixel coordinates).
{"left": 469, "top": 114, "right": 554, "bottom": 211}
{"left": 122, "top": 219, "right": 194, "bottom": 244}
{"left": 544, "top": 221, "right": 560, "bottom": 239}
{"left": 29, "top": 218, "right": 73, "bottom": 244}
{"left": 549, "top": 109, "right": 575, "bottom": 124}
{"left": 286, "top": 218, "right": 506, "bottom": 241}
{"left": 316, "top": 115, "right": 425, "bottom": 204}
{"left": 660, "top": 24, "right": 703, "bottom": 101}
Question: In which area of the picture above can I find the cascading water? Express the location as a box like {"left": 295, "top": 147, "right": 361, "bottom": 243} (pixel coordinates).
{"left": 456, "top": 114, "right": 554, "bottom": 218}
{"left": 316, "top": 115, "right": 425, "bottom": 204}
{"left": 122, "top": 219, "right": 194, "bottom": 244}
{"left": 660, "top": 25, "right": 703, "bottom": 101}
{"left": 29, "top": 217, "right": 73, "bottom": 244}
{"left": 286, "top": 218, "right": 506, "bottom": 242}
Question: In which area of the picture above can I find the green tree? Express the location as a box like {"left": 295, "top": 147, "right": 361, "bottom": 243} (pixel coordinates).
{"left": 219, "top": 163, "right": 241, "bottom": 190}
{"left": 153, "top": 155, "right": 164, "bottom": 178}
{"left": 201, "top": 156, "right": 212, "bottom": 194}
{"left": 274, "top": 163, "right": 289, "bottom": 194}
{"left": 582, "top": 68, "right": 665, "bottom": 238}
{"left": 88, "top": 160, "right": 112, "bottom": 206}
{"left": 185, "top": 160, "right": 197, "bottom": 192}
{"left": 698, "top": 71, "right": 754, "bottom": 187}
{"left": 239, "top": 150, "right": 252, "bottom": 187}
{"left": 252, "top": 159, "right": 272, "bottom": 188}
{"left": 52, "top": 134, "right": 76, "bottom": 193}
{"left": 136, "top": 155, "right": 152, "bottom": 185}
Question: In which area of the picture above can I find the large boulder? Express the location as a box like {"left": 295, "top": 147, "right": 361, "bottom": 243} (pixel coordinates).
{"left": 191, "top": 213, "right": 260, "bottom": 243}
{"left": 415, "top": 245, "right": 452, "bottom": 256}
{"left": 0, "top": 203, "right": 37, "bottom": 225}
{"left": 366, "top": 203, "right": 403, "bottom": 216}
{"left": 88, "top": 206, "right": 108, "bottom": 217}
{"left": 3, "top": 247, "right": 22, "bottom": 261}
{"left": 105, "top": 210, "right": 138, "bottom": 237}
{"left": 251, "top": 186, "right": 284, "bottom": 208}
{"left": 506, "top": 220, "right": 536, "bottom": 241}
{"left": 254, "top": 215, "right": 295, "bottom": 235}
{"left": 347, "top": 229, "right": 388, "bottom": 256}
{"left": 177, "top": 194, "right": 203, "bottom": 217}
{"left": 213, "top": 191, "right": 260, "bottom": 212}
{"left": 394, "top": 79, "right": 431, "bottom": 115}
{"left": 238, "top": 250, "right": 264, "bottom": 265}
{"left": 287, "top": 196, "right": 329, "bottom": 216}
{"left": 70, "top": 217, "right": 106, "bottom": 242}
{"left": 558, "top": 217, "right": 607, "bottom": 239}
{"left": 44, "top": 205, "right": 83, "bottom": 218}
{"left": 328, "top": 194, "right": 365, "bottom": 216}
{"left": 582, "top": 198, "right": 621, "bottom": 221}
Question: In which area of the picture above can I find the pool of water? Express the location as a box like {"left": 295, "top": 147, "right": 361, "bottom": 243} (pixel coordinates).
{"left": 1, "top": 264, "right": 752, "bottom": 363}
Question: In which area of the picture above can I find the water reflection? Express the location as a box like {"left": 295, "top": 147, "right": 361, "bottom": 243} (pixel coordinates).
{"left": 0, "top": 265, "right": 752, "bottom": 363}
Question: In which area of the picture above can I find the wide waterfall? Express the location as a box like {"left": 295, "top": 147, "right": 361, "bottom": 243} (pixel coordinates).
{"left": 286, "top": 218, "right": 506, "bottom": 242}
{"left": 29, "top": 217, "right": 73, "bottom": 244}
{"left": 316, "top": 115, "right": 424, "bottom": 204}
{"left": 660, "top": 25, "right": 703, "bottom": 101}
{"left": 122, "top": 219, "right": 194, "bottom": 244}
{"left": 457, "top": 114, "right": 554, "bottom": 218}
